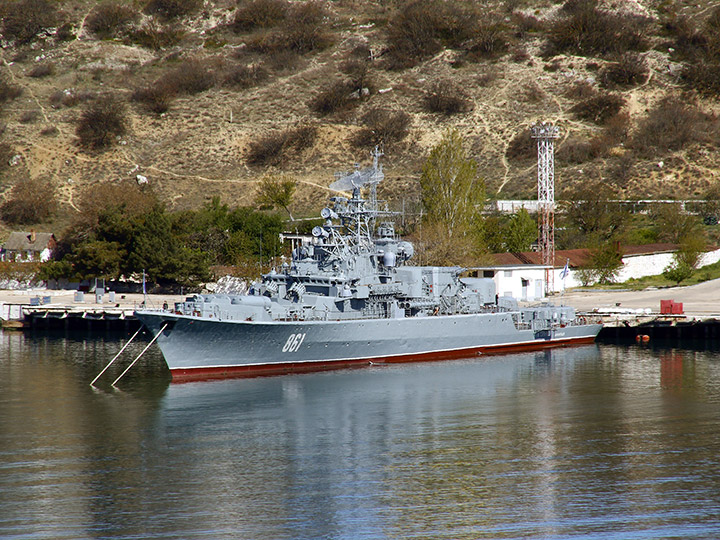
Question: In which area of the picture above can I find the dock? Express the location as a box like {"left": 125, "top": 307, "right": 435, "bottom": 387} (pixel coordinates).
{"left": 0, "top": 290, "right": 183, "bottom": 332}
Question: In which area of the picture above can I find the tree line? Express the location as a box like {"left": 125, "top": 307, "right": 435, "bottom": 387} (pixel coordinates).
{"left": 39, "top": 184, "right": 284, "bottom": 289}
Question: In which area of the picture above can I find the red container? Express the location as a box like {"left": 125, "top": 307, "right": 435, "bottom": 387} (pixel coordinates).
{"left": 671, "top": 302, "right": 684, "bottom": 314}
{"left": 660, "top": 300, "right": 673, "bottom": 314}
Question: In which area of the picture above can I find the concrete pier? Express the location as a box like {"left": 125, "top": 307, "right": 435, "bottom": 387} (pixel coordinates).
{"left": 0, "top": 290, "right": 184, "bottom": 331}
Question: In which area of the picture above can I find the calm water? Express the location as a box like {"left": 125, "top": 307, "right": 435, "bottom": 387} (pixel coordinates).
{"left": 2, "top": 332, "right": 720, "bottom": 539}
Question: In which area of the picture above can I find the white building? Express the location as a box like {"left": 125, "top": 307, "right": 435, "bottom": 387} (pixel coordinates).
{"left": 473, "top": 244, "right": 720, "bottom": 301}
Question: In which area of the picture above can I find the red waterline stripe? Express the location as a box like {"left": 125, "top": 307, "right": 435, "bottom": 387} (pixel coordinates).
{"left": 169, "top": 336, "right": 597, "bottom": 383}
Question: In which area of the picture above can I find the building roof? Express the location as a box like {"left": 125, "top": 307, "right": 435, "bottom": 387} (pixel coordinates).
{"left": 2, "top": 232, "right": 56, "bottom": 252}
{"left": 490, "top": 243, "right": 684, "bottom": 269}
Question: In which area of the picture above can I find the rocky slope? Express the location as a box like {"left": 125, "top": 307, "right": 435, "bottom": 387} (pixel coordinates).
{"left": 1, "top": 0, "right": 719, "bottom": 236}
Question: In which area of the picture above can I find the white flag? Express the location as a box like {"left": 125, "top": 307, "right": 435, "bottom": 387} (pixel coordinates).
{"left": 559, "top": 259, "right": 569, "bottom": 280}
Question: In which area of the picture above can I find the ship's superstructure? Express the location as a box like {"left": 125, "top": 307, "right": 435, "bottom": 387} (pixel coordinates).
{"left": 135, "top": 151, "right": 600, "bottom": 382}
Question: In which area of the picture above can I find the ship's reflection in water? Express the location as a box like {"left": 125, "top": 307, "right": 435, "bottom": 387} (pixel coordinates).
{"left": 2, "top": 332, "right": 720, "bottom": 539}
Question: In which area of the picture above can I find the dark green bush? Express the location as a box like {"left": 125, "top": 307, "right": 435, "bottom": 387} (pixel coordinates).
{"left": 385, "top": 1, "right": 472, "bottom": 69}
{"left": 131, "top": 85, "right": 174, "bottom": 114}
{"left": 632, "top": 96, "right": 717, "bottom": 155}
{"left": 423, "top": 81, "right": 473, "bottom": 115}
{"left": 244, "top": 0, "right": 331, "bottom": 54}
{"left": 545, "top": 0, "right": 650, "bottom": 57}
{"left": 232, "top": 0, "right": 288, "bottom": 32}
{"left": 0, "top": 76, "right": 23, "bottom": 103}
{"left": 570, "top": 93, "right": 625, "bottom": 124}
{"left": 505, "top": 130, "right": 535, "bottom": 162}
{"left": 681, "top": 62, "right": 720, "bottom": 97}
{"left": 75, "top": 95, "right": 128, "bottom": 150}
{"left": 353, "top": 108, "right": 411, "bottom": 148}
{"left": 464, "top": 21, "right": 509, "bottom": 61}
{"left": 161, "top": 60, "right": 216, "bottom": 94}
{"left": 129, "top": 20, "right": 184, "bottom": 49}
{"left": 1, "top": 0, "right": 59, "bottom": 45}
{"left": 246, "top": 125, "right": 317, "bottom": 166}
{"left": 308, "top": 81, "right": 355, "bottom": 116}
{"left": 599, "top": 53, "right": 648, "bottom": 88}
{"left": 87, "top": 2, "right": 139, "bottom": 39}
{"left": 143, "top": 0, "right": 199, "bottom": 20}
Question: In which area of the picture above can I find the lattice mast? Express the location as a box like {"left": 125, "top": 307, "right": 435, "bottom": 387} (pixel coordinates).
{"left": 531, "top": 122, "right": 559, "bottom": 295}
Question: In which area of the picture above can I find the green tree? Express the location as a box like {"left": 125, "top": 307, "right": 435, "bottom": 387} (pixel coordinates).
{"left": 504, "top": 208, "right": 537, "bottom": 252}
{"left": 663, "top": 233, "right": 706, "bottom": 284}
{"left": 581, "top": 238, "right": 623, "bottom": 285}
{"left": 560, "top": 179, "right": 628, "bottom": 248}
{"left": 650, "top": 202, "right": 703, "bottom": 244}
{"left": 70, "top": 240, "right": 125, "bottom": 280}
{"left": 420, "top": 129, "right": 484, "bottom": 238}
{"left": 255, "top": 174, "right": 296, "bottom": 220}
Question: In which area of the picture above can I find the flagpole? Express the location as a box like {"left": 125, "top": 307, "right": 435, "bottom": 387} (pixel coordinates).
{"left": 560, "top": 258, "right": 569, "bottom": 305}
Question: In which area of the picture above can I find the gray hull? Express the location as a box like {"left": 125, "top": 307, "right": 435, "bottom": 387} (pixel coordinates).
{"left": 135, "top": 310, "right": 601, "bottom": 381}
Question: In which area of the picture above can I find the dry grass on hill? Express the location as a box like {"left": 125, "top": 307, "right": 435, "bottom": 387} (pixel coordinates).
{"left": 1, "top": 0, "right": 720, "bottom": 237}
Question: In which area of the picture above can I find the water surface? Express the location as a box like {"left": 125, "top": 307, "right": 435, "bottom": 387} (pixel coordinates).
{"left": 1, "top": 332, "right": 720, "bottom": 539}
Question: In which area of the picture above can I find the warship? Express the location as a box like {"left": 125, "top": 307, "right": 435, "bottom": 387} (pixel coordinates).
{"left": 135, "top": 151, "right": 601, "bottom": 382}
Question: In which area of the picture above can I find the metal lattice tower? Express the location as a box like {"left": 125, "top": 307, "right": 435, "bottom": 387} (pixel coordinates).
{"left": 531, "top": 122, "right": 559, "bottom": 295}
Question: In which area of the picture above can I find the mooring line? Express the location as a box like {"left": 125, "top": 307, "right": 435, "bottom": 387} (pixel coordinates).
{"left": 111, "top": 323, "right": 168, "bottom": 387}
{"left": 90, "top": 327, "right": 143, "bottom": 387}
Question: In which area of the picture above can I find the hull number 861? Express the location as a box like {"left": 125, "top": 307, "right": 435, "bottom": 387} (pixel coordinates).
{"left": 282, "top": 333, "right": 306, "bottom": 353}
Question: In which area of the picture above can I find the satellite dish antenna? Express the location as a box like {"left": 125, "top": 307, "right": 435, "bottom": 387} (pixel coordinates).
{"left": 329, "top": 147, "right": 384, "bottom": 193}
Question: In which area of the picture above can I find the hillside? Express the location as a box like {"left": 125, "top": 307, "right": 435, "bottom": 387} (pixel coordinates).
{"left": 1, "top": 0, "right": 720, "bottom": 238}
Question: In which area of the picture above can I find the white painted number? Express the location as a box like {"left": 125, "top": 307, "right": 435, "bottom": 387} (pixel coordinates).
{"left": 282, "top": 333, "right": 306, "bottom": 353}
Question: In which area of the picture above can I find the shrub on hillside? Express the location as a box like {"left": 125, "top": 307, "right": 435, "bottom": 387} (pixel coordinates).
{"left": 27, "top": 63, "right": 54, "bottom": 78}
{"left": 0, "top": 178, "right": 58, "bottom": 225}
{"left": 681, "top": 62, "right": 720, "bottom": 97}
{"left": 232, "top": 0, "right": 288, "bottom": 32}
{"left": 570, "top": 93, "right": 625, "bottom": 124}
{"left": 632, "top": 96, "right": 717, "bottom": 154}
{"left": 245, "top": 0, "right": 331, "bottom": 54}
{"left": 0, "top": 143, "right": 13, "bottom": 172}
{"left": 339, "top": 59, "right": 374, "bottom": 96}
{"left": 131, "top": 85, "right": 174, "bottom": 114}
{"left": 143, "top": 0, "right": 199, "bottom": 20}
{"left": 544, "top": 0, "right": 650, "bottom": 57}
{"left": 87, "top": 2, "right": 139, "bottom": 39}
{"left": 75, "top": 95, "right": 128, "bottom": 150}
{"left": 161, "top": 60, "right": 216, "bottom": 94}
{"left": 385, "top": 1, "right": 476, "bottom": 69}
{"left": 246, "top": 125, "right": 317, "bottom": 166}
{"left": 505, "top": 130, "right": 535, "bottom": 162}
{"left": 423, "top": 81, "right": 473, "bottom": 115}
{"left": 130, "top": 20, "right": 185, "bottom": 49}
{"left": 223, "top": 63, "right": 270, "bottom": 89}
{"left": 464, "top": 21, "right": 509, "bottom": 61}
{"left": 557, "top": 136, "right": 608, "bottom": 164}
{"left": 600, "top": 53, "right": 648, "bottom": 88}
{"left": 353, "top": 108, "right": 411, "bottom": 148}
{"left": 0, "top": 76, "right": 23, "bottom": 103}
{"left": 1, "top": 0, "right": 59, "bottom": 45}
{"left": 308, "top": 81, "right": 356, "bottom": 116}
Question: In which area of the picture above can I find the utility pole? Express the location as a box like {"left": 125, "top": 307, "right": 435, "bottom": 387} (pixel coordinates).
{"left": 531, "top": 122, "right": 559, "bottom": 296}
